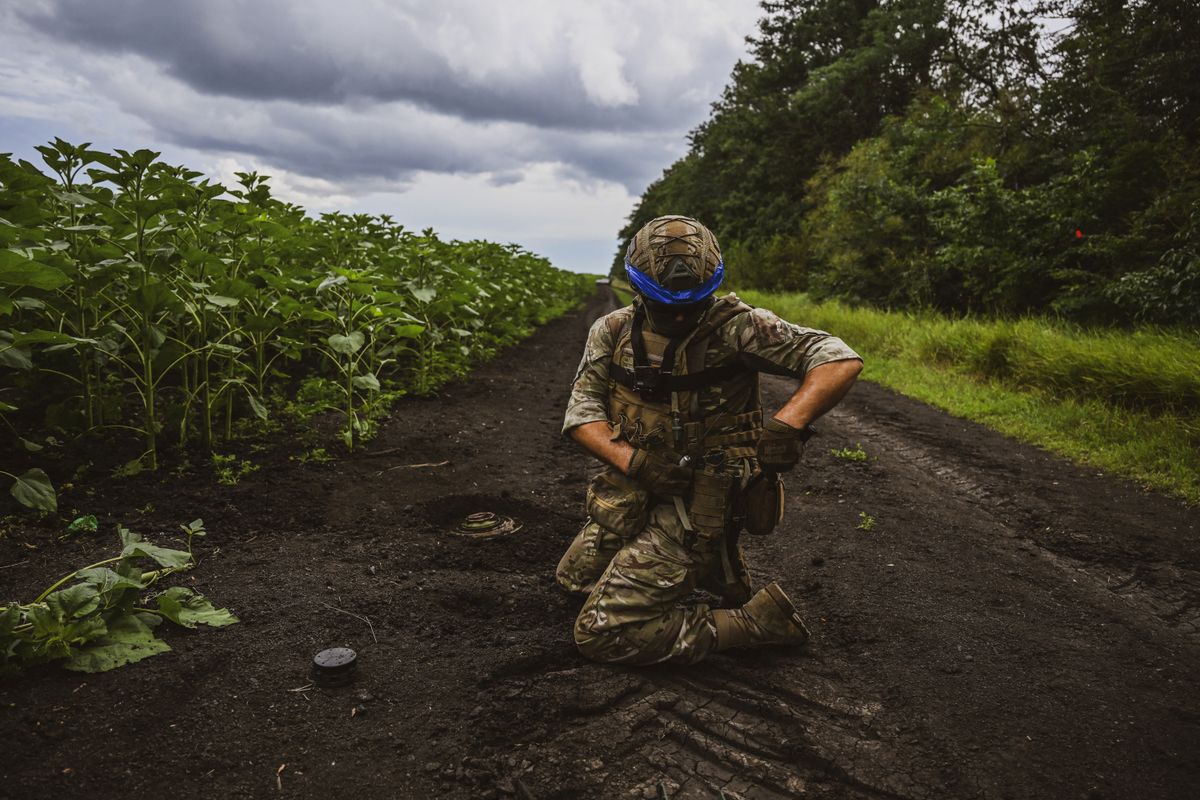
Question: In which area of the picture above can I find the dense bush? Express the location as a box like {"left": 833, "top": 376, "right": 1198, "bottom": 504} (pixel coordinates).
{"left": 619, "top": 0, "right": 1200, "bottom": 328}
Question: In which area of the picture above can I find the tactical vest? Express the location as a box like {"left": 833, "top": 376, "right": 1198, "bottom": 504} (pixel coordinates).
{"left": 605, "top": 294, "right": 763, "bottom": 464}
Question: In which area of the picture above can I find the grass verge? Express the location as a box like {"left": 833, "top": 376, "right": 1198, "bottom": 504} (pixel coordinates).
{"left": 609, "top": 276, "right": 634, "bottom": 308}
{"left": 743, "top": 291, "right": 1200, "bottom": 504}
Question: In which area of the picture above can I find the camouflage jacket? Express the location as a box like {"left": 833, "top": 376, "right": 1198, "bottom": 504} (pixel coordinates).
{"left": 562, "top": 294, "right": 861, "bottom": 457}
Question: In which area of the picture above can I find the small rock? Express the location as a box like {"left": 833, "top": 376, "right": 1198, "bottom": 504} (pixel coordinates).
{"left": 587, "top": 758, "right": 604, "bottom": 771}
{"left": 423, "top": 762, "right": 440, "bottom": 773}
{"left": 469, "top": 705, "right": 485, "bottom": 718}
{"left": 355, "top": 690, "right": 375, "bottom": 703}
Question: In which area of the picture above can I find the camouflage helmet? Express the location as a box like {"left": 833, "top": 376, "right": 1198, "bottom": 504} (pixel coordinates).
{"left": 624, "top": 215, "right": 724, "bottom": 305}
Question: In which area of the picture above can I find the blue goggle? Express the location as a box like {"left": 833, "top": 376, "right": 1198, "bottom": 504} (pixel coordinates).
{"left": 624, "top": 259, "right": 724, "bottom": 306}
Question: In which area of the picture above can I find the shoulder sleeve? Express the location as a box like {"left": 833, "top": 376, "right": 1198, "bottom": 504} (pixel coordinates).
{"left": 733, "top": 307, "right": 862, "bottom": 379}
{"left": 561, "top": 314, "right": 617, "bottom": 435}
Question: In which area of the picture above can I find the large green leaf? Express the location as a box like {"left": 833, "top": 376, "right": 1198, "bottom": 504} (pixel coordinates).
{"left": 14, "top": 329, "right": 97, "bottom": 346}
{"left": 155, "top": 587, "right": 238, "bottom": 628}
{"left": 351, "top": 372, "right": 380, "bottom": 391}
{"left": 317, "top": 274, "right": 347, "bottom": 292}
{"left": 204, "top": 294, "right": 239, "bottom": 308}
{"left": 120, "top": 539, "right": 192, "bottom": 570}
{"left": 139, "top": 280, "right": 179, "bottom": 315}
{"left": 64, "top": 612, "right": 169, "bottom": 673}
{"left": 392, "top": 323, "right": 425, "bottom": 339}
{"left": 0, "top": 250, "right": 70, "bottom": 289}
{"left": 0, "top": 342, "right": 33, "bottom": 369}
{"left": 75, "top": 566, "right": 146, "bottom": 595}
{"left": 327, "top": 331, "right": 365, "bottom": 354}
{"left": 45, "top": 583, "right": 101, "bottom": 621}
{"left": 9, "top": 468, "right": 56, "bottom": 512}
{"left": 0, "top": 605, "right": 18, "bottom": 636}
{"left": 246, "top": 392, "right": 268, "bottom": 421}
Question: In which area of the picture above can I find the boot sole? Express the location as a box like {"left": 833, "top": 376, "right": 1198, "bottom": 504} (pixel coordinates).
{"left": 764, "top": 582, "right": 811, "bottom": 641}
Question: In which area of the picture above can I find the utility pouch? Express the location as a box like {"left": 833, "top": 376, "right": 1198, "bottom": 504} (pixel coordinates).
{"left": 586, "top": 469, "right": 650, "bottom": 537}
{"left": 688, "top": 471, "right": 735, "bottom": 541}
{"left": 741, "top": 472, "right": 785, "bottom": 536}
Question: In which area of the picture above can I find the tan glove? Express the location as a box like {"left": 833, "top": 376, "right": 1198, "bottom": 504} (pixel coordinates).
{"left": 756, "top": 418, "right": 811, "bottom": 473}
{"left": 627, "top": 449, "right": 694, "bottom": 496}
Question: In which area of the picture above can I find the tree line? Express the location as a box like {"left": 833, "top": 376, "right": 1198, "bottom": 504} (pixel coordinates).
{"left": 619, "top": 0, "right": 1199, "bottom": 327}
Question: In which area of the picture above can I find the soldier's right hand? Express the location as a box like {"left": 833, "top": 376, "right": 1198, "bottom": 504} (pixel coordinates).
{"left": 626, "top": 449, "right": 694, "bottom": 496}
{"left": 756, "top": 417, "right": 805, "bottom": 473}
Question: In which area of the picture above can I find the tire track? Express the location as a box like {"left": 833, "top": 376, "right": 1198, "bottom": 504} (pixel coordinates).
{"left": 822, "top": 403, "right": 1200, "bottom": 641}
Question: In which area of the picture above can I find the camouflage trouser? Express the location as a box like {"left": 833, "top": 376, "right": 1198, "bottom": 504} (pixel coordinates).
{"left": 556, "top": 500, "right": 752, "bottom": 665}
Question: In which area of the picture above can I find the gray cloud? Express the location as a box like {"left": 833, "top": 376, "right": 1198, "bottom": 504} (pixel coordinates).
{"left": 18, "top": 0, "right": 751, "bottom": 133}
{"left": 1, "top": 0, "right": 759, "bottom": 200}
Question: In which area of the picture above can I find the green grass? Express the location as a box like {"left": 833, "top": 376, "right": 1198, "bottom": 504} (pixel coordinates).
{"left": 742, "top": 291, "right": 1200, "bottom": 504}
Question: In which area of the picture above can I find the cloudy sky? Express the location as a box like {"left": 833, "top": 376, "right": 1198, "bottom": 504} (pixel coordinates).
{"left": 0, "top": 0, "right": 762, "bottom": 272}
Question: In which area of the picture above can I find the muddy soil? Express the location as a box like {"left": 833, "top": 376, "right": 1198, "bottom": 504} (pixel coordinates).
{"left": 2, "top": 290, "right": 1198, "bottom": 800}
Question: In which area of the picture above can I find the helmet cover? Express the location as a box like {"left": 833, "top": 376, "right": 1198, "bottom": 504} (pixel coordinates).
{"left": 624, "top": 215, "right": 723, "bottom": 306}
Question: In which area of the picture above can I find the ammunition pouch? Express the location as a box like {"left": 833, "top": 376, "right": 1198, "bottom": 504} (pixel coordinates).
{"left": 738, "top": 472, "right": 785, "bottom": 536}
{"left": 586, "top": 469, "right": 650, "bottom": 537}
{"left": 688, "top": 470, "right": 736, "bottom": 540}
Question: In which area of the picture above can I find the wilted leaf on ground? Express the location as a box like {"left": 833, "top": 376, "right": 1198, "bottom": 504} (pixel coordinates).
{"left": 155, "top": 587, "right": 239, "bottom": 628}
{"left": 64, "top": 612, "right": 169, "bottom": 673}
{"left": 45, "top": 583, "right": 101, "bottom": 621}
{"left": 120, "top": 540, "right": 192, "bottom": 570}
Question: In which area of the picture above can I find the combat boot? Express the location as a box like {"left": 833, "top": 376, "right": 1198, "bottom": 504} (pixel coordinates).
{"left": 712, "top": 581, "right": 809, "bottom": 651}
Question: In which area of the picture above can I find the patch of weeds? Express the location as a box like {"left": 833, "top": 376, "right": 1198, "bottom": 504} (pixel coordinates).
{"left": 112, "top": 457, "right": 146, "bottom": 479}
{"left": 280, "top": 377, "right": 342, "bottom": 424}
{"left": 61, "top": 515, "right": 99, "bottom": 539}
{"left": 211, "top": 453, "right": 259, "bottom": 486}
{"left": 831, "top": 443, "right": 869, "bottom": 462}
{"left": 293, "top": 447, "right": 334, "bottom": 466}
{"left": 856, "top": 512, "right": 876, "bottom": 531}
{"left": 232, "top": 414, "right": 284, "bottom": 440}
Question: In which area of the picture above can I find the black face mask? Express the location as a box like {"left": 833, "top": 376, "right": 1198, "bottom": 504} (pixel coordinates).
{"left": 642, "top": 296, "right": 713, "bottom": 338}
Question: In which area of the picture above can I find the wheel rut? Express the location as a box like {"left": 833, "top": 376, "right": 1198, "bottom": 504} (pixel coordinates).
{"left": 825, "top": 402, "right": 1200, "bottom": 642}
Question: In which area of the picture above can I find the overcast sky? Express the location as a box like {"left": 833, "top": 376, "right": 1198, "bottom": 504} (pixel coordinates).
{"left": 0, "top": 0, "right": 762, "bottom": 273}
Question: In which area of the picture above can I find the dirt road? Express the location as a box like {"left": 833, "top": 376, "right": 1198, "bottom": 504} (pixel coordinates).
{"left": 2, "top": 290, "right": 1198, "bottom": 799}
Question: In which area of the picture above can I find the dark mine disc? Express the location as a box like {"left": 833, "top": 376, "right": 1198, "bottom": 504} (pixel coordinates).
{"left": 312, "top": 647, "right": 357, "bottom": 687}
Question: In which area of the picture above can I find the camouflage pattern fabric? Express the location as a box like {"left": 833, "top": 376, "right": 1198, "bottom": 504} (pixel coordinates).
{"left": 562, "top": 293, "right": 861, "bottom": 438}
{"left": 570, "top": 501, "right": 724, "bottom": 665}
{"left": 559, "top": 295, "right": 861, "bottom": 665}
{"left": 558, "top": 485, "right": 752, "bottom": 601}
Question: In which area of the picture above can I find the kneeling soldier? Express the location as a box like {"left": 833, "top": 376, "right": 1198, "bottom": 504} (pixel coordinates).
{"left": 558, "top": 215, "right": 862, "bottom": 665}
